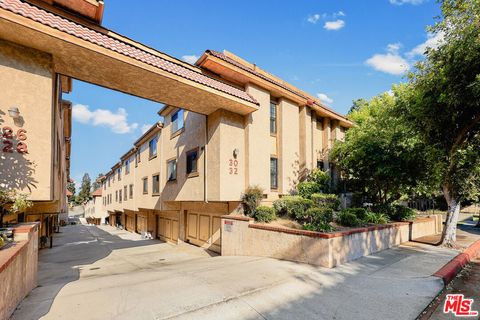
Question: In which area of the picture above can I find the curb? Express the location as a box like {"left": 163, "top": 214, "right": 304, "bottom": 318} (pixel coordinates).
{"left": 433, "top": 239, "right": 480, "bottom": 285}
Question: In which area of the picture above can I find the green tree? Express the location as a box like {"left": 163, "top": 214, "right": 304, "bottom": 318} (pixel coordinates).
{"left": 397, "top": 0, "right": 480, "bottom": 246}
{"left": 67, "top": 180, "right": 76, "bottom": 201}
{"left": 91, "top": 173, "right": 104, "bottom": 192}
{"left": 76, "top": 173, "right": 92, "bottom": 204}
{"left": 0, "top": 189, "right": 33, "bottom": 228}
{"left": 331, "top": 87, "right": 431, "bottom": 204}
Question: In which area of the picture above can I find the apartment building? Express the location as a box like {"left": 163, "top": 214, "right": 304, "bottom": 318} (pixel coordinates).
{"left": 0, "top": 0, "right": 351, "bottom": 253}
{"left": 102, "top": 51, "right": 352, "bottom": 253}
{"left": 84, "top": 188, "right": 106, "bottom": 225}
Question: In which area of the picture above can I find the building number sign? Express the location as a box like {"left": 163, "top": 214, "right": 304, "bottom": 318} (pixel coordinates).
{"left": 228, "top": 159, "right": 239, "bottom": 175}
{"left": 2, "top": 126, "right": 28, "bottom": 154}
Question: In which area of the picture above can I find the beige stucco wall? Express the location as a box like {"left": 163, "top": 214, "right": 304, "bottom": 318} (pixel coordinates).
{"left": 85, "top": 195, "right": 107, "bottom": 221}
{"left": 0, "top": 40, "right": 53, "bottom": 201}
{"left": 278, "top": 98, "right": 300, "bottom": 194}
{"left": 221, "top": 217, "right": 439, "bottom": 268}
{"left": 207, "top": 109, "right": 245, "bottom": 201}
{"left": 160, "top": 110, "right": 205, "bottom": 203}
{"left": 245, "top": 84, "right": 270, "bottom": 192}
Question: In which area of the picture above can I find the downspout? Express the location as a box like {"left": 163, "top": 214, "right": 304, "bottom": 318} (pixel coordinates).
{"left": 204, "top": 114, "right": 208, "bottom": 203}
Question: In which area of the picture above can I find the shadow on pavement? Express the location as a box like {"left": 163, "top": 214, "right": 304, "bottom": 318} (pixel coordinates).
{"left": 11, "top": 224, "right": 162, "bottom": 320}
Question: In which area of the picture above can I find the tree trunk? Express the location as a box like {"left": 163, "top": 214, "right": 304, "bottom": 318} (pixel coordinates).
{"left": 441, "top": 185, "right": 461, "bottom": 247}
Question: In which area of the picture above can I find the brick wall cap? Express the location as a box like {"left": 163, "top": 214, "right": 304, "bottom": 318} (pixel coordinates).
{"left": 221, "top": 215, "right": 254, "bottom": 222}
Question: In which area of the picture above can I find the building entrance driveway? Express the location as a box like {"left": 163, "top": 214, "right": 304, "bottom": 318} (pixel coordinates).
{"left": 12, "top": 224, "right": 457, "bottom": 320}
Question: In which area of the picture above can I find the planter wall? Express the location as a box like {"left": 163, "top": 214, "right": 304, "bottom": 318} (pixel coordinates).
{"left": 0, "top": 223, "right": 39, "bottom": 320}
{"left": 221, "top": 215, "right": 442, "bottom": 268}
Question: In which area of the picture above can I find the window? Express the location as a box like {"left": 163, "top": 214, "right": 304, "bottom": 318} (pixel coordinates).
{"left": 142, "top": 177, "right": 148, "bottom": 194}
{"left": 270, "top": 157, "right": 278, "bottom": 190}
{"left": 152, "top": 174, "right": 160, "bottom": 195}
{"left": 186, "top": 148, "right": 198, "bottom": 176}
{"left": 108, "top": 177, "right": 110, "bottom": 187}
{"left": 149, "top": 136, "right": 158, "bottom": 159}
{"left": 171, "top": 109, "right": 184, "bottom": 134}
{"left": 270, "top": 102, "right": 277, "bottom": 135}
{"left": 124, "top": 186, "right": 127, "bottom": 200}
{"left": 135, "top": 149, "right": 141, "bottom": 167}
{"left": 119, "top": 189, "right": 122, "bottom": 203}
{"left": 125, "top": 159, "right": 130, "bottom": 174}
{"left": 129, "top": 184, "right": 133, "bottom": 199}
{"left": 117, "top": 168, "right": 121, "bottom": 181}
{"left": 317, "top": 160, "right": 324, "bottom": 170}
{"left": 167, "top": 159, "right": 177, "bottom": 181}
{"left": 115, "top": 190, "right": 118, "bottom": 202}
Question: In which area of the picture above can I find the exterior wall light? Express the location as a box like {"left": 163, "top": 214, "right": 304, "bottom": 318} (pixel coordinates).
{"left": 233, "top": 148, "right": 239, "bottom": 159}
{"left": 8, "top": 106, "right": 20, "bottom": 119}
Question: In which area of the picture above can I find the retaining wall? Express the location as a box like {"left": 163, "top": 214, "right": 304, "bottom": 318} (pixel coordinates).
{"left": 221, "top": 215, "right": 442, "bottom": 268}
{"left": 0, "top": 223, "right": 39, "bottom": 320}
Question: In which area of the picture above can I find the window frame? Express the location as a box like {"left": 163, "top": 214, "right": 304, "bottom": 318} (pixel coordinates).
{"left": 142, "top": 177, "right": 148, "bottom": 194}
{"left": 124, "top": 185, "right": 127, "bottom": 200}
{"left": 129, "top": 184, "right": 134, "bottom": 199}
{"left": 270, "top": 156, "right": 278, "bottom": 190}
{"left": 149, "top": 136, "right": 158, "bottom": 160}
{"left": 152, "top": 173, "right": 160, "bottom": 196}
{"left": 125, "top": 159, "right": 130, "bottom": 175}
{"left": 135, "top": 149, "right": 141, "bottom": 167}
{"left": 166, "top": 158, "right": 177, "bottom": 182}
{"left": 171, "top": 109, "right": 185, "bottom": 137}
{"left": 270, "top": 102, "right": 277, "bottom": 136}
{"left": 186, "top": 148, "right": 199, "bottom": 177}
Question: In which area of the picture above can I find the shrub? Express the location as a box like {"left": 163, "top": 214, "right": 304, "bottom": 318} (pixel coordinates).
{"left": 241, "top": 186, "right": 264, "bottom": 217}
{"left": 350, "top": 208, "right": 369, "bottom": 221}
{"left": 306, "top": 168, "right": 330, "bottom": 192}
{"left": 390, "top": 205, "right": 416, "bottom": 221}
{"left": 372, "top": 203, "right": 416, "bottom": 221}
{"left": 337, "top": 210, "right": 361, "bottom": 227}
{"left": 311, "top": 193, "right": 340, "bottom": 210}
{"left": 303, "top": 222, "right": 333, "bottom": 232}
{"left": 254, "top": 206, "right": 276, "bottom": 223}
{"left": 297, "top": 181, "right": 321, "bottom": 199}
{"left": 301, "top": 207, "right": 334, "bottom": 232}
{"left": 364, "top": 212, "right": 389, "bottom": 224}
{"left": 305, "top": 207, "right": 334, "bottom": 224}
{"left": 273, "top": 196, "right": 313, "bottom": 219}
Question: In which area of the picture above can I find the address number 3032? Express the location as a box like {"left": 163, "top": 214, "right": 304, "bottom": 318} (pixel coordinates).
{"left": 2, "top": 127, "right": 28, "bottom": 154}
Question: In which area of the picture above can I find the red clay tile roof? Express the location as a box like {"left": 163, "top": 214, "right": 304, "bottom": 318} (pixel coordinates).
{"left": 0, "top": 0, "right": 257, "bottom": 105}
{"left": 92, "top": 188, "right": 102, "bottom": 197}
{"left": 206, "top": 50, "right": 349, "bottom": 121}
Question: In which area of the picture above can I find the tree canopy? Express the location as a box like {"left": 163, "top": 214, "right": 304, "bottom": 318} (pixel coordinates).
{"left": 333, "top": 0, "right": 480, "bottom": 246}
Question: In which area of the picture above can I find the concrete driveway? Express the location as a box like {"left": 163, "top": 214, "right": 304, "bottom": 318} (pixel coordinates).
{"left": 12, "top": 225, "right": 457, "bottom": 320}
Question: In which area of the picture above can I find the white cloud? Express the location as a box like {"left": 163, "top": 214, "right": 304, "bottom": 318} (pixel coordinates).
{"left": 407, "top": 32, "right": 445, "bottom": 58}
{"left": 365, "top": 43, "right": 410, "bottom": 75}
{"left": 317, "top": 93, "right": 334, "bottom": 104}
{"left": 337, "top": 11, "right": 346, "bottom": 17}
{"left": 387, "top": 42, "right": 402, "bottom": 54}
{"left": 181, "top": 55, "right": 198, "bottom": 64}
{"left": 389, "top": 0, "right": 426, "bottom": 5}
{"left": 72, "top": 104, "right": 138, "bottom": 134}
{"left": 324, "top": 20, "right": 345, "bottom": 31}
{"left": 141, "top": 124, "right": 152, "bottom": 134}
{"left": 307, "top": 14, "right": 321, "bottom": 24}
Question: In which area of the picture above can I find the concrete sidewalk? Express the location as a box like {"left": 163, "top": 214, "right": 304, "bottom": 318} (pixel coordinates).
{"left": 12, "top": 225, "right": 457, "bottom": 320}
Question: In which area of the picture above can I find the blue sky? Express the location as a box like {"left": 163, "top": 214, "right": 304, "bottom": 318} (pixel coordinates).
{"left": 66, "top": 0, "right": 442, "bottom": 188}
